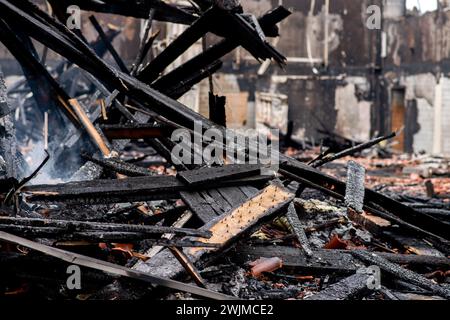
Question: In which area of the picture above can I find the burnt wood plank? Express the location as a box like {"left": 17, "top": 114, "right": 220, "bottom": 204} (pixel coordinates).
{"left": 0, "top": 231, "right": 234, "bottom": 300}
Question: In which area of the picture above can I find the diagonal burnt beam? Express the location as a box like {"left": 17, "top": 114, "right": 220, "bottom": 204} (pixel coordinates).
{"left": 163, "top": 60, "right": 223, "bottom": 99}
{"left": 81, "top": 152, "right": 156, "bottom": 177}
{"left": 351, "top": 250, "right": 450, "bottom": 299}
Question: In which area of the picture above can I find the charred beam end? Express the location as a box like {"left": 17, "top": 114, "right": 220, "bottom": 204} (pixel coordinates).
{"left": 351, "top": 250, "right": 450, "bottom": 299}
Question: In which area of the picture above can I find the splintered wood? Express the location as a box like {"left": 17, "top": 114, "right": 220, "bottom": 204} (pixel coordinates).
{"left": 188, "top": 183, "right": 295, "bottom": 256}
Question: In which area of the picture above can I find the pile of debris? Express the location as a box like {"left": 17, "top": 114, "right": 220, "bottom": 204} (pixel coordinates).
{"left": 0, "top": 0, "right": 449, "bottom": 300}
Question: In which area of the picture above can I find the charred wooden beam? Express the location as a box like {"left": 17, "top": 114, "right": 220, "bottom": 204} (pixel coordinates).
{"left": 311, "top": 132, "right": 396, "bottom": 168}
{"left": 131, "top": 9, "right": 156, "bottom": 76}
{"left": 0, "top": 231, "right": 234, "bottom": 300}
{"left": 69, "top": 99, "right": 112, "bottom": 157}
{"left": 345, "top": 161, "right": 366, "bottom": 213}
{"left": 0, "top": 225, "right": 218, "bottom": 246}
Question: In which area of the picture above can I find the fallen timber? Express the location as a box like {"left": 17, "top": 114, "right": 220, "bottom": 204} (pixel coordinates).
{"left": 5, "top": 0, "right": 441, "bottom": 250}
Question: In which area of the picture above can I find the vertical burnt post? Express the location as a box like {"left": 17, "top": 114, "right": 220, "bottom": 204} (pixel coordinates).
{"left": 208, "top": 93, "right": 227, "bottom": 127}
{"left": 390, "top": 85, "right": 406, "bottom": 152}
